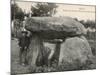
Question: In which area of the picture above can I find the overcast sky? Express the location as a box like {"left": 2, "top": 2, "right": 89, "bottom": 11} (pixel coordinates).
{"left": 14, "top": 1, "right": 95, "bottom": 21}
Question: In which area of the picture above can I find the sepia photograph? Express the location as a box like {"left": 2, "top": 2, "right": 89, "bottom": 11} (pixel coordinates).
{"left": 11, "top": 0, "right": 96, "bottom": 74}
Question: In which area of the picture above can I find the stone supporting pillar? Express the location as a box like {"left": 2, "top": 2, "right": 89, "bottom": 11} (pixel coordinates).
{"left": 52, "top": 42, "right": 61, "bottom": 65}
{"left": 27, "top": 34, "right": 43, "bottom": 68}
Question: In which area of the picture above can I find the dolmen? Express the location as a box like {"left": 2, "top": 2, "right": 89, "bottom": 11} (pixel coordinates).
{"left": 25, "top": 17, "right": 94, "bottom": 69}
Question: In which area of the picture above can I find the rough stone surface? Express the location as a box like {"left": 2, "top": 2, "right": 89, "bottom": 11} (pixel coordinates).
{"left": 59, "top": 36, "right": 93, "bottom": 65}
{"left": 25, "top": 17, "right": 86, "bottom": 39}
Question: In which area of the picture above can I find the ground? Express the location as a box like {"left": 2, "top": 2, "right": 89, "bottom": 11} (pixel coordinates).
{"left": 11, "top": 39, "right": 31, "bottom": 74}
{"left": 11, "top": 38, "right": 96, "bottom": 74}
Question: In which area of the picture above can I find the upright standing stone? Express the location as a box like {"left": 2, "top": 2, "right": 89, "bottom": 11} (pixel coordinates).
{"left": 59, "top": 36, "right": 93, "bottom": 65}
{"left": 26, "top": 34, "right": 43, "bottom": 67}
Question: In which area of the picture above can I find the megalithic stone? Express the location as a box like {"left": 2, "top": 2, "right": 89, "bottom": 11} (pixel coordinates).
{"left": 27, "top": 34, "right": 43, "bottom": 68}
{"left": 59, "top": 36, "right": 93, "bottom": 66}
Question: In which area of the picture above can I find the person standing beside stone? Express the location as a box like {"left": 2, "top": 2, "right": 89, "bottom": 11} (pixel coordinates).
{"left": 18, "top": 31, "right": 31, "bottom": 66}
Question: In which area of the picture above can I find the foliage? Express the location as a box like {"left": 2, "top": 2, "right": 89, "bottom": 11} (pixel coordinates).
{"left": 85, "top": 31, "right": 96, "bottom": 40}
{"left": 74, "top": 18, "right": 96, "bottom": 29}
{"left": 80, "top": 20, "right": 96, "bottom": 29}
{"left": 11, "top": 3, "right": 24, "bottom": 21}
{"left": 31, "top": 3, "right": 58, "bottom": 16}
{"left": 12, "top": 19, "right": 23, "bottom": 38}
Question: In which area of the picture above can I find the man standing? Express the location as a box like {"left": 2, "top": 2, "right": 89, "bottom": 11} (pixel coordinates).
{"left": 18, "top": 31, "right": 31, "bottom": 66}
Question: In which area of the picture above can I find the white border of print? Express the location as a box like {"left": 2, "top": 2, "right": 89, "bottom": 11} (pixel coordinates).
{"left": 0, "top": 0, "right": 98, "bottom": 75}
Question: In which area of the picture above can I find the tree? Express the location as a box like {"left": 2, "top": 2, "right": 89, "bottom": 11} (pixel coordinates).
{"left": 31, "top": 2, "right": 58, "bottom": 16}
{"left": 79, "top": 20, "right": 96, "bottom": 29}
{"left": 11, "top": 3, "right": 24, "bottom": 21}
{"left": 85, "top": 20, "right": 96, "bottom": 29}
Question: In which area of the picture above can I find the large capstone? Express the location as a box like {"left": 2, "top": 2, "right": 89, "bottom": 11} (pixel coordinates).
{"left": 25, "top": 17, "right": 86, "bottom": 40}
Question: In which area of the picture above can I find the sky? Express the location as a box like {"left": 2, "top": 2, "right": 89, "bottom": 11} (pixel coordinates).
{"left": 14, "top": 1, "right": 96, "bottom": 21}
